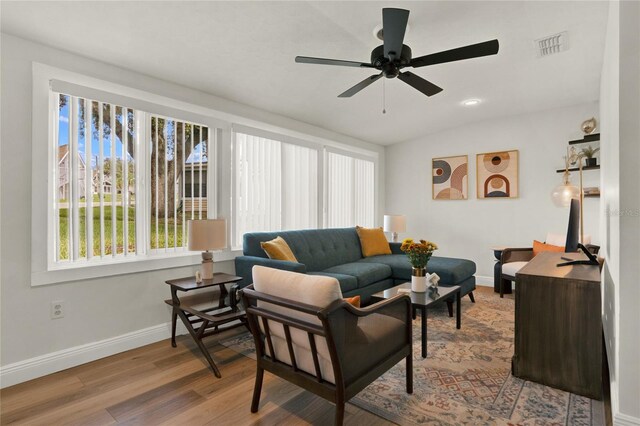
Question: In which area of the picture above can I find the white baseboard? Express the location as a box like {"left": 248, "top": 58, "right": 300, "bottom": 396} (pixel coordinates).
{"left": 0, "top": 322, "right": 181, "bottom": 388}
{"left": 615, "top": 412, "right": 640, "bottom": 426}
{"left": 1, "top": 276, "right": 498, "bottom": 389}
{"left": 475, "top": 275, "right": 494, "bottom": 287}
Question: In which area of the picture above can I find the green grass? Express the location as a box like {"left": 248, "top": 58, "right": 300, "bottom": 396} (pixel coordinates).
{"left": 58, "top": 207, "right": 183, "bottom": 260}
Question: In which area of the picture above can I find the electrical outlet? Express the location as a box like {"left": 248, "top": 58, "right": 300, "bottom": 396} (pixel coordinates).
{"left": 50, "top": 301, "right": 64, "bottom": 319}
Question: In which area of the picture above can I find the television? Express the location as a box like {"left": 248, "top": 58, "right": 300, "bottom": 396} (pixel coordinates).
{"left": 565, "top": 198, "right": 580, "bottom": 252}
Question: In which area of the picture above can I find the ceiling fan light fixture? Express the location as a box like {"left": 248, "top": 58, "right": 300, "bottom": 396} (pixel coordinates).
{"left": 462, "top": 99, "right": 481, "bottom": 106}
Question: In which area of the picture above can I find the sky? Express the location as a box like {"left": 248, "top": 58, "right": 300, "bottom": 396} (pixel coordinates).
{"left": 58, "top": 96, "right": 207, "bottom": 167}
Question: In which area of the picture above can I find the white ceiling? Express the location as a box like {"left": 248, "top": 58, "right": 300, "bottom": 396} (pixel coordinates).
{"left": 1, "top": 1, "right": 608, "bottom": 145}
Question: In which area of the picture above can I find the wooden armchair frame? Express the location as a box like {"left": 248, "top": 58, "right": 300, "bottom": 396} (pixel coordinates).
{"left": 240, "top": 285, "right": 413, "bottom": 425}
{"left": 500, "top": 244, "right": 601, "bottom": 297}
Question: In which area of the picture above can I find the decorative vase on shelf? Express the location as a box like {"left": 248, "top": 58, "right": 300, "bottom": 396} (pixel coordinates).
{"left": 581, "top": 117, "right": 597, "bottom": 135}
{"left": 585, "top": 158, "right": 597, "bottom": 167}
{"left": 411, "top": 267, "right": 427, "bottom": 293}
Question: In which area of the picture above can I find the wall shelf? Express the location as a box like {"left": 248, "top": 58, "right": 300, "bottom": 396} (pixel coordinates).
{"left": 556, "top": 165, "right": 600, "bottom": 173}
{"left": 569, "top": 133, "right": 600, "bottom": 145}
{"left": 584, "top": 193, "right": 600, "bottom": 198}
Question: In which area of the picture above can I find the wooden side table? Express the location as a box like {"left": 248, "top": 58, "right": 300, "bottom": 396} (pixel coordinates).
{"left": 165, "top": 272, "right": 245, "bottom": 378}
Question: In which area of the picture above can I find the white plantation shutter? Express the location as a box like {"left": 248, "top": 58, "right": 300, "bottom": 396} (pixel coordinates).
{"left": 325, "top": 151, "right": 375, "bottom": 228}
{"left": 282, "top": 143, "right": 318, "bottom": 230}
{"left": 233, "top": 130, "right": 318, "bottom": 246}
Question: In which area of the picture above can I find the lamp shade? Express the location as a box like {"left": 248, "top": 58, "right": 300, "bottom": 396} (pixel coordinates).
{"left": 187, "top": 219, "right": 226, "bottom": 251}
{"left": 551, "top": 183, "right": 580, "bottom": 207}
{"left": 383, "top": 215, "right": 406, "bottom": 233}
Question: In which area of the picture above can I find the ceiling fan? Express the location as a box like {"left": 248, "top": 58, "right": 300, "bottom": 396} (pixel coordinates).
{"left": 295, "top": 8, "right": 499, "bottom": 98}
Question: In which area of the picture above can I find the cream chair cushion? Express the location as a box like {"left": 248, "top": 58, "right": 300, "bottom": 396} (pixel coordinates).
{"left": 502, "top": 261, "right": 529, "bottom": 278}
{"left": 252, "top": 265, "right": 342, "bottom": 383}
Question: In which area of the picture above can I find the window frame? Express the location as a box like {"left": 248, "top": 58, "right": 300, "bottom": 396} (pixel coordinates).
{"left": 31, "top": 64, "right": 381, "bottom": 287}
{"left": 32, "top": 64, "right": 231, "bottom": 286}
{"left": 231, "top": 124, "right": 324, "bottom": 248}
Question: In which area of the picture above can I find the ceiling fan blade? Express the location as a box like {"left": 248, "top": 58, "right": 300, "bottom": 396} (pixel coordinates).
{"left": 398, "top": 72, "right": 443, "bottom": 97}
{"left": 410, "top": 39, "right": 499, "bottom": 68}
{"left": 338, "top": 73, "right": 383, "bottom": 97}
{"left": 295, "top": 56, "right": 374, "bottom": 68}
{"left": 383, "top": 8, "right": 410, "bottom": 59}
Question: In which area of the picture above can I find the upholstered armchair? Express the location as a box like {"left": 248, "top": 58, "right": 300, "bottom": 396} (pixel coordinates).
{"left": 500, "top": 233, "right": 599, "bottom": 297}
{"left": 240, "top": 266, "right": 413, "bottom": 426}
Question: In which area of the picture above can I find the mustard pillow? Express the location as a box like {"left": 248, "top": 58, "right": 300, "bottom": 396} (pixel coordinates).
{"left": 356, "top": 226, "right": 392, "bottom": 257}
{"left": 260, "top": 236, "right": 298, "bottom": 262}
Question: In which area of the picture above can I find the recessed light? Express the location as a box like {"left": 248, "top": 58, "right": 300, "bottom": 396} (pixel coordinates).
{"left": 462, "top": 99, "right": 481, "bottom": 106}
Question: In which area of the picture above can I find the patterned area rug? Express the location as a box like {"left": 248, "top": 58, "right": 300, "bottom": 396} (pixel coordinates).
{"left": 219, "top": 289, "right": 604, "bottom": 425}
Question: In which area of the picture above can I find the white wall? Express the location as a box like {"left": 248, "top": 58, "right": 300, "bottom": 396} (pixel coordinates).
{"left": 385, "top": 103, "right": 600, "bottom": 282}
{"left": 0, "top": 33, "right": 384, "bottom": 386}
{"left": 600, "top": 1, "right": 640, "bottom": 424}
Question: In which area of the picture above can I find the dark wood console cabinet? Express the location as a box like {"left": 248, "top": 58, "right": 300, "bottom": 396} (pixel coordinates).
{"left": 513, "top": 252, "right": 602, "bottom": 399}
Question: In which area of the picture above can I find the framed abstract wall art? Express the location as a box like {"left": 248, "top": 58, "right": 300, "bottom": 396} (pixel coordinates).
{"left": 476, "top": 150, "right": 519, "bottom": 199}
{"left": 432, "top": 155, "right": 468, "bottom": 200}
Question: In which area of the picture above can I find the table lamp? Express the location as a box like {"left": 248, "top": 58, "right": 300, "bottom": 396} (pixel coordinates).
{"left": 383, "top": 214, "right": 406, "bottom": 242}
{"left": 188, "top": 219, "right": 226, "bottom": 280}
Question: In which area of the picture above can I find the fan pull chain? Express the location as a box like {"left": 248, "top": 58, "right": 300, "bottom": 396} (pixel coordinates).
{"left": 382, "top": 79, "right": 386, "bottom": 114}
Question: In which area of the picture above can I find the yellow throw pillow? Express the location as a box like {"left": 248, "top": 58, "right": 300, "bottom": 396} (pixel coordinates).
{"left": 356, "top": 226, "right": 392, "bottom": 257}
{"left": 260, "top": 236, "right": 298, "bottom": 262}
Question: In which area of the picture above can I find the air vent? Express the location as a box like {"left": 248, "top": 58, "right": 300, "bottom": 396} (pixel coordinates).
{"left": 535, "top": 31, "right": 569, "bottom": 57}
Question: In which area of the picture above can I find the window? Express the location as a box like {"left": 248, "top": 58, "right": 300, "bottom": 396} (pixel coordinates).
{"left": 51, "top": 88, "right": 216, "bottom": 267}
{"left": 54, "top": 94, "right": 137, "bottom": 261}
{"left": 233, "top": 129, "right": 318, "bottom": 246}
{"left": 149, "top": 116, "right": 210, "bottom": 252}
{"left": 325, "top": 150, "right": 375, "bottom": 228}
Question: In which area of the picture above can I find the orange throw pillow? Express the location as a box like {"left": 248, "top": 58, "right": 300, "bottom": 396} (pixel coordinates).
{"left": 344, "top": 295, "right": 361, "bottom": 308}
{"left": 532, "top": 240, "right": 565, "bottom": 256}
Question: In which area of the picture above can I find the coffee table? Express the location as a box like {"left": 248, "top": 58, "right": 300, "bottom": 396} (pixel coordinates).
{"left": 372, "top": 283, "right": 461, "bottom": 358}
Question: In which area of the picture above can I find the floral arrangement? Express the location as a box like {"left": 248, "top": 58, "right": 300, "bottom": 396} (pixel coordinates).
{"left": 400, "top": 238, "right": 438, "bottom": 269}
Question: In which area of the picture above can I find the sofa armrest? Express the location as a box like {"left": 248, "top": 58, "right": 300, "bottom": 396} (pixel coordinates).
{"left": 389, "top": 242, "right": 404, "bottom": 255}
{"left": 234, "top": 255, "right": 307, "bottom": 288}
{"left": 501, "top": 247, "right": 534, "bottom": 264}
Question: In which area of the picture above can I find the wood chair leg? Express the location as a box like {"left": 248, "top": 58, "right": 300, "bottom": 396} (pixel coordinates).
{"left": 250, "top": 367, "right": 264, "bottom": 413}
{"left": 500, "top": 278, "right": 509, "bottom": 298}
{"left": 446, "top": 300, "right": 454, "bottom": 317}
{"left": 406, "top": 353, "right": 413, "bottom": 394}
{"left": 468, "top": 291, "right": 475, "bottom": 303}
{"left": 335, "top": 399, "right": 345, "bottom": 426}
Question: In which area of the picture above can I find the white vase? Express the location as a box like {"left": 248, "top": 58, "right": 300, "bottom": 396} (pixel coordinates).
{"left": 411, "top": 267, "right": 427, "bottom": 293}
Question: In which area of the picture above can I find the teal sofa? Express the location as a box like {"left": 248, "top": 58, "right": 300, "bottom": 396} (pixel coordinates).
{"left": 234, "top": 227, "right": 476, "bottom": 304}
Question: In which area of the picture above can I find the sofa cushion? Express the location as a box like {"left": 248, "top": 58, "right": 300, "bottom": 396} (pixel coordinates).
{"left": 322, "top": 262, "right": 392, "bottom": 288}
{"left": 359, "top": 255, "right": 476, "bottom": 284}
{"left": 243, "top": 228, "right": 363, "bottom": 272}
{"left": 308, "top": 272, "right": 358, "bottom": 294}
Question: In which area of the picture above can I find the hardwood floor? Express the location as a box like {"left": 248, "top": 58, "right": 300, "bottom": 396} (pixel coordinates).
{"left": 1, "top": 326, "right": 391, "bottom": 425}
